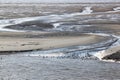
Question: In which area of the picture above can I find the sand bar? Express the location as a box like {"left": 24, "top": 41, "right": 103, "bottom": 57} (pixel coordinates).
{"left": 0, "top": 32, "right": 109, "bottom": 52}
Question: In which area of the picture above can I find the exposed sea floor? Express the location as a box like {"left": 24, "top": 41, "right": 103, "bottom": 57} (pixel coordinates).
{"left": 0, "top": 4, "right": 120, "bottom": 59}
{"left": 0, "top": 4, "right": 119, "bottom": 61}
{"left": 0, "top": 3, "right": 120, "bottom": 80}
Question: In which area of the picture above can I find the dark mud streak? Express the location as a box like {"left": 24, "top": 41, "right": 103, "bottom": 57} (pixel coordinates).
{"left": 5, "top": 21, "right": 54, "bottom": 31}
{"left": 103, "top": 51, "right": 120, "bottom": 60}
{"left": 0, "top": 49, "right": 43, "bottom": 55}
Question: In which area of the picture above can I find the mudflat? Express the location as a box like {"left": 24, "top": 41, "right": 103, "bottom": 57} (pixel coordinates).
{"left": 0, "top": 32, "right": 109, "bottom": 52}
{"left": 0, "top": 3, "right": 120, "bottom": 80}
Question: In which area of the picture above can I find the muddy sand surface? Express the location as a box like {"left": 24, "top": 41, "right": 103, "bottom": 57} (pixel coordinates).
{"left": 0, "top": 33, "right": 108, "bottom": 52}
{"left": 0, "top": 3, "right": 120, "bottom": 80}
